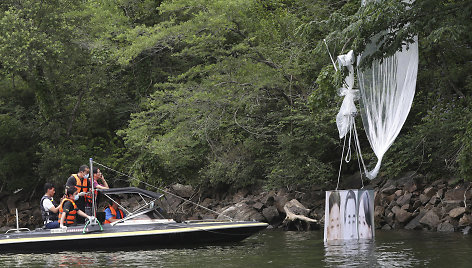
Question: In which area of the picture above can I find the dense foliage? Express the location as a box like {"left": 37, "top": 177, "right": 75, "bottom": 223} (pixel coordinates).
{"left": 0, "top": 0, "right": 470, "bottom": 194}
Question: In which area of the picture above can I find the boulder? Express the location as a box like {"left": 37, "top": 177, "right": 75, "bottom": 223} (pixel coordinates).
{"left": 232, "top": 189, "right": 249, "bottom": 203}
{"left": 381, "top": 185, "right": 397, "bottom": 195}
{"left": 262, "top": 206, "right": 279, "bottom": 223}
{"left": 443, "top": 200, "right": 462, "bottom": 214}
{"left": 381, "top": 224, "right": 392, "bottom": 230}
{"left": 252, "top": 202, "right": 264, "bottom": 211}
{"left": 391, "top": 205, "right": 401, "bottom": 215}
{"left": 385, "top": 194, "right": 396, "bottom": 204}
{"left": 260, "top": 191, "right": 276, "bottom": 206}
{"left": 419, "top": 210, "right": 440, "bottom": 230}
{"left": 396, "top": 193, "right": 412, "bottom": 207}
{"left": 405, "top": 211, "right": 426, "bottom": 230}
{"left": 412, "top": 200, "right": 422, "bottom": 211}
{"left": 423, "top": 187, "right": 437, "bottom": 198}
{"left": 385, "top": 211, "right": 394, "bottom": 226}
{"left": 429, "top": 196, "right": 439, "bottom": 206}
{"left": 401, "top": 204, "right": 410, "bottom": 211}
{"left": 419, "top": 194, "right": 431, "bottom": 205}
{"left": 444, "top": 183, "right": 472, "bottom": 201}
{"left": 404, "top": 179, "right": 418, "bottom": 193}
{"left": 395, "top": 209, "right": 413, "bottom": 223}
{"left": 449, "top": 207, "right": 466, "bottom": 218}
{"left": 284, "top": 199, "right": 310, "bottom": 216}
{"left": 459, "top": 214, "right": 472, "bottom": 226}
{"left": 217, "top": 202, "right": 265, "bottom": 222}
{"left": 437, "top": 222, "right": 455, "bottom": 232}
{"left": 394, "top": 189, "right": 404, "bottom": 197}
{"left": 274, "top": 193, "right": 289, "bottom": 214}
{"left": 171, "top": 183, "right": 194, "bottom": 198}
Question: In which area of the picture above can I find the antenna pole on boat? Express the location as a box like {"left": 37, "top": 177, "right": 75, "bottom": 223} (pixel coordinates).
{"left": 90, "top": 158, "right": 96, "bottom": 220}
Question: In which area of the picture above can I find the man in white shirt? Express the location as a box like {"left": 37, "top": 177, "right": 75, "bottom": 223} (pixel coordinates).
{"left": 40, "top": 183, "right": 60, "bottom": 229}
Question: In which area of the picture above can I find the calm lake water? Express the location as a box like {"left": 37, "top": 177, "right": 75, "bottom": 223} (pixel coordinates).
{"left": 1, "top": 229, "right": 471, "bottom": 267}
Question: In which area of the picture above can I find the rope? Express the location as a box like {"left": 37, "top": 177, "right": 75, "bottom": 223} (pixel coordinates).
{"left": 92, "top": 160, "right": 234, "bottom": 221}
{"left": 337, "top": 116, "right": 368, "bottom": 190}
{"left": 353, "top": 119, "right": 365, "bottom": 188}
{"left": 336, "top": 133, "right": 347, "bottom": 191}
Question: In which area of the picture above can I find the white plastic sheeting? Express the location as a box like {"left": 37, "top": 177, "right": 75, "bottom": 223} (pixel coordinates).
{"left": 336, "top": 50, "right": 358, "bottom": 139}
{"left": 357, "top": 36, "right": 418, "bottom": 179}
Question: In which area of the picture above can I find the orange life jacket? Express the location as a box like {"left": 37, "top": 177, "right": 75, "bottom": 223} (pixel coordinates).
{"left": 72, "top": 174, "right": 92, "bottom": 205}
{"left": 104, "top": 206, "right": 124, "bottom": 224}
{"left": 59, "top": 198, "right": 78, "bottom": 226}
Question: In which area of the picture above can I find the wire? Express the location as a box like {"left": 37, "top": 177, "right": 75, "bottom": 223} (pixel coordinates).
{"left": 92, "top": 160, "right": 234, "bottom": 221}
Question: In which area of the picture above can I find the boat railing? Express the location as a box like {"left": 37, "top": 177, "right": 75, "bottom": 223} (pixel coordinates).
{"left": 5, "top": 209, "right": 31, "bottom": 234}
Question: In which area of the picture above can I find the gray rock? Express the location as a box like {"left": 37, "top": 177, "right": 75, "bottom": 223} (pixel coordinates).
{"left": 419, "top": 194, "right": 431, "bottom": 205}
{"left": 397, "top": 193, "right": 412, "bottom": 206}
{"left": 284, "top": 199, "right": 310, "bottom": 216}
{"left": 423, "top": 187, "right": 437, "bottom": 197}
{"left": 445, "top": 184, "right": 471, "bottom": 201}
{"left": 459, "top": 214, "right": 472, "bottom": 226}
{"left": 404, "top": 180, "right": 418, "bottom": 193}
{"left": 449, "top": 207, "right": 466, "bottom": 218}
{"left": 217, "top": 202, "right": 265, "bottom": 222}
{"left": 260, "top": 191, "right": 276, "bottom": 206}
{"left": 262, "top": 206, "right": 279, "bottom": 223}
{"left": 429, "top": 196, "right": 439, "bottom": 205}
{"left": 381, "top": 185, "right": 397, "bottom": 195}
{"left": 274, "top": 193, "right": 289, "bottom": 214}
{"left": 419, "top": 210, "right": 440, "bottom": 229}
{"left": 405, "top": 211, "right": 426, "bottom": 230}
{"left": 395, "top": 209, "right": 413, "bottom": 223}
{"left": 401, "top": 204, "right": 410, "bottom": 211}
{"left": 395, "top": 189, "right": 404, "bottom": 197}
{"left": 443, "top": 200, "right": 462, "bottom": 214}
{"left": 232, "top": 189, "right": 249, "bottom": 203}
{"left": 381, "top": 224, "right": 392, "bottom": 230}
{"left": 171, "top": 183, "right": 194, "bottom": 198}
{"left": 391, "top": 205, "right": 401, "bottom": 215}
{"left": 252, "top": 202, "right": 264, "bottom": 211}
{"left": 437, "top": 222, "right": 455, "bottom": 232}
{"left": 412, "top": 200, "right": 422, "bottom": 211}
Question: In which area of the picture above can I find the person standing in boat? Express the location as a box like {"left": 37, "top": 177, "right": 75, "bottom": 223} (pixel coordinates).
{"left": 104, "top": 197, "right": 126, "bottom": 224}
{"left": 40, "top": 183, "right": 60, "bottom": 229}
{"left": 65, "top": 165, "right": 91, "bottom": 223}
{"left": 91, "top": 167, "right": 109, "bottom": 190}
{"left": 59, "top": 186, "right": 93, "bottom": 228}
{"left": 85, "top": 167, "right": 110, "bottom": 213}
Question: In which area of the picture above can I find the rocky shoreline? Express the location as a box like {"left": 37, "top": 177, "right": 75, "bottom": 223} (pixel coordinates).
{"left": 1, "top": 172, "right": 472, "bottom": 234}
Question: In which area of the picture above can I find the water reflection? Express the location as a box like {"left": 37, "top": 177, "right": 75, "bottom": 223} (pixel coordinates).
{"left": 324, "top": 237, "right": 427, "bottom": 267}
{"left": 1, "top": 230, "right": 472, "bottom": 267}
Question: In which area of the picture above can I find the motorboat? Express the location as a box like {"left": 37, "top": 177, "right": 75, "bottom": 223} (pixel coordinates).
{"left": 0, "top": 187, "right": 268, "bottom": 252}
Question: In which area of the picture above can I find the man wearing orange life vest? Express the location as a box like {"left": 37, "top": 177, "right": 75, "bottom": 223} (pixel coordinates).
{"left": 65, "top": 165, "right": 91, "bottom": 224}
{"left": 104, "top": 197, "right": 126, "bottom": 224}
{"left": 59, "top": 186, "right": 93, "bottom": 228}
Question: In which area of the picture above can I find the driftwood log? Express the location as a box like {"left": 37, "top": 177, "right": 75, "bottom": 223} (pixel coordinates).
{"left": 282, "top": 199, "right": 319, "bottom": 231}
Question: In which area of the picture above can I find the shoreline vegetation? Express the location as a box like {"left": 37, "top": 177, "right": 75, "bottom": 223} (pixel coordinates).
{"left": 2, "top": 171, "right": 472, "bottom": 235}
{"left": 0, "top": 0, "right": 471, "bottom": 242}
